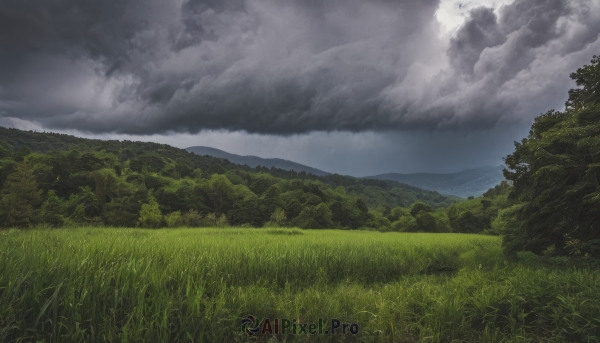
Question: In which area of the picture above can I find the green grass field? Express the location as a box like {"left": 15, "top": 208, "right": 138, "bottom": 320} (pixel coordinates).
{"left": 0, "top": 228, "right": 599, "bottom": 342}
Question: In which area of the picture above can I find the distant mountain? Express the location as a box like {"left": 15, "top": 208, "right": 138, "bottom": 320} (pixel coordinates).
{"left": 186, "top": 146, "right": 505, "bottom": 198}
{"left": 363, "top": 166, "right": 506, "bottom": 198}
{"left": 185, "top": 146, "right": 330, "bottom": 176}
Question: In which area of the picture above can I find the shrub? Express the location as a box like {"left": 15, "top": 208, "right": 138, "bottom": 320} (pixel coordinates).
{"left": 138, "top": 199, "right": 163, "bottom": 228}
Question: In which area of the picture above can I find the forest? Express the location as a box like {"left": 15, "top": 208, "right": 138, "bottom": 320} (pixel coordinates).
{"left": 1, "top": 126, "right": 509, "bottom": 233}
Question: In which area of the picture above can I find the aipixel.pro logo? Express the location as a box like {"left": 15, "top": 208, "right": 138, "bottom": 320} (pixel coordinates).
{"left": 241, "top": 315, "right": 359, "bottom": 336}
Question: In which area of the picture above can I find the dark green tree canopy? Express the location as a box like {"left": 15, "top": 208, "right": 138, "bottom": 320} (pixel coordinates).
{"left": 410, "top": 202, "right": 433, "bottom": 217}
{"left": 503, "top": 55, "right": 600, "bottom": 257}
{"left": 0, "top": 125, "right": 461, "bottom": 230}
{"left": 0, "top": 162, "right": 42, "bottom": 227}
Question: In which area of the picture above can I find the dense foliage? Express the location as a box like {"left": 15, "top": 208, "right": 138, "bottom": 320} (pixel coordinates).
{"left": 0, "top": 127, "right": 465, "bottom": 230}
{"left": 502, "top": 55, "right": 600, "bottom": 257}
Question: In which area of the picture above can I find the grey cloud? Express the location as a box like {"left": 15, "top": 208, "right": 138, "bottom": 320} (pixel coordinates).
{"left": 447, "top": 7, "right": 505, "bottom": 75}
{"left": 422, "top": 0, "right": 599, "bottom": 131}
{"left": 0, "top": 0, "right": 599, "bottom": 135}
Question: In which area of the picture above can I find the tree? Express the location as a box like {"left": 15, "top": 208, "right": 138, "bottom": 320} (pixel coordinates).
{"left": 216, "top": 213, "right": 229, "bottom": 227}
{"left": 90, "top": 168, "right": 118, "bottom": 206}
{"left": 294, "top": 203, "right": 333, "bottom": 229}
{"left": 14, "top": 146, "right": 31, "bottom": 162}
{"left": 0, "top": 141, "right": 12, "bottom": 159}
{"left": 203, "top": 212, "right": 229, "bottom": 227}
{"left": 491, "top": 205, "right": 523, "bottom": 237}
{"left": 415, "top": 210, "right": 437, "bottom": 232}
{"left": 181, "top": 209, "right": 203, "bottom": 227}
{"left": 192, "top": 168, "right": 203, "bottom": 180}
{"left": 410, "top": 202, "right": 433, "bottom": 217}
{"left": 36, "top": 190, "right": 66, "bottom": 227}
{"left": 70, "top": 204, "right": 87, "bottom": 224}
{"left": 482, "top": 180, "right": 512, "bottom": 198}
{"left": 503, "top": 55, "right": 600, "bottom": 257}
{"left": 452, "top": 211, "right": 482, "bottom": 233}
{"left": 431, "top": 211, "right": 452, "bottom": 233}
{"left": 205, "top": 212, "right": 217, "bottom": 226}
{"left": 206, "top": 163, "right": 226, "bottom": 175}
{"left": 138, "top": 198, "right": 163, "bottom": 228}
{"left": 228, "top": 195, "right": 262, "bottom": 227}
{"left": 365, "top": 215, "right": 391, "bottom": 231}
{"left": 206, "top": 174, "right": 235, "bottom": 216}
{"left": 0, "top": 162, "right": 42, "bottom": 227}
{"left": 250, "top": 173, "right": 277, "bottom": 195}
{"left": 129, "top": 153, "right": 165, "bottom": 173}
{"left": 356, "top": 198, "right": 369, "bottom": 214}
{"left": 480, "top": 199, "right": 491, "bottom": 211}
{"left": 259, "top": 185, "right": 280, "bottom": 222}
{"left": 381, "top": 204, "right": 391, "bottom": 217}
{"left": 165, "top": 211, "right": 182, "bottom": 227}
{"left": 388, "top": 206, "right": 410, "bottom": 222}
{"left": 329, "top": 201, "right": 352, "bottom": 227}
{"left": 391, "top": 216, "right": 418, "bottom": 232}
{"left": 269, "top": 208, "right": 287, "bottom": 226}
{"left": 565, "top": 55, "right": 600, "bottom": 110}
{"left": 302, "top": 192, "right": 322, "bottom": 206}
{"left": 102, "top": 189, "right": 145, "bottom": 227}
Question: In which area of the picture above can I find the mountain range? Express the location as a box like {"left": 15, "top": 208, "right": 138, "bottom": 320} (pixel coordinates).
{"left": 363, "top": 166, "right": 506, "bottom": 198}
{"left": 185, "top": 146, "right": 505, "bottom": 198}
{"left": 185, "top": 146, "right": 330, "bottom": 176}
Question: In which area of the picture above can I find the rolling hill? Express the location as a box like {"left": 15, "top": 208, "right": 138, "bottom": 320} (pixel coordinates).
{"left": 0, "top": 126, "right": 459, "bottom": 210}
{"left": 186, "top": 146, "right": 330, "bottom": 176}
{"left": 363, "top": 166, "right": 506, "bottom": 198}
{"left": 186, "top": 145, "right": 505, "bottom": 198}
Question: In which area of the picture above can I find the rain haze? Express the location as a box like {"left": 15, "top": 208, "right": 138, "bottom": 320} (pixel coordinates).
{"left": 1, "top": 0, "right": 599, "bottom": 175}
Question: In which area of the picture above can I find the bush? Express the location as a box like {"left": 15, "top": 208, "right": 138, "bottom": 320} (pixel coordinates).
{"left": 391, "top": 216, "right": 418, "bottom": 232}
{"left": 216, "top": 213, "right": 229, "bottom": 228}
{"left": 365, "top": 215, "right": 391, "bottom": 231}
{"left": 269, "top": 208, "right": 287, "bottom": 226}
{"left": 453, "top": 210, "right": 482, "bottom": 233}
{"left": 35, "top": 190, "right": 65, "bottom": 227}
{"left": 416, "top": 210, "right": 437, "bottom": 232}
{"left": 165, "top": 211, "right": 182, "bottom": 227}
{"left": 138, "top": 199, "right": 163, "bottom": 228}
{"left": 431, "top": 211, "right": 452, "bottom": 233}
{"left": 182, "top": 209, "right": 203, "bottom": 227}
{"left": 294, "top": 203, "right": 334, "bottom": 229}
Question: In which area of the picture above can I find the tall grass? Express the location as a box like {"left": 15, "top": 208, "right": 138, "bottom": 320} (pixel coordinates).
{"left": 0, "top": 228, "right": 598, "bottom": 342}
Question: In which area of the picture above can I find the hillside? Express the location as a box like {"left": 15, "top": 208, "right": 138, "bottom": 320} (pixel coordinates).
{"left": 364, "top": 166, "right": 505, "bottom": 198}
{"left": 187, "top": 145, "right": 505, "bottom": 198}
{"left": 186, "top": 146, "right": 330, "bottom": 176}
{"left": 0, "top": 127, "right": 459, "bottom": 230}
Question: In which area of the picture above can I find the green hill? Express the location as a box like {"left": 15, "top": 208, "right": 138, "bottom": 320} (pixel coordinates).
{"left": 0, "top": 127, "right": 459, "bottom": 229}
{"left": 186, "top": 146, "right": 330, "bottom": 176}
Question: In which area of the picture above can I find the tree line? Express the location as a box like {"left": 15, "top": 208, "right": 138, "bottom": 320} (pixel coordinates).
{"left": 0, "top": 134, "right": 466, "bottom": 230}
{"left": 499, "top": 55, "right": 600, "bottom": 258}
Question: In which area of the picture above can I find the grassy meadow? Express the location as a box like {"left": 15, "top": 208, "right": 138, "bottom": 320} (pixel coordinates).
{"left": 0, "top": 228, "right": 599, "bottom": 342}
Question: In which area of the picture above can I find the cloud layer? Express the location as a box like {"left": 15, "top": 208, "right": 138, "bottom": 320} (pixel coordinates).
{"left": 1, "top": 0, "right": 599, "bottom": 135}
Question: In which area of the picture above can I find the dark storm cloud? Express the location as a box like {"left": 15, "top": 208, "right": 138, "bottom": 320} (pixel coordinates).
{"left": 0, "top": 0, "right": 599, "bottom": 135}
{"left": 0, "top": 1, "right": 152, "bottom": 73}
{"left": 418, "top": 0, "right": 600, "bottom": 131}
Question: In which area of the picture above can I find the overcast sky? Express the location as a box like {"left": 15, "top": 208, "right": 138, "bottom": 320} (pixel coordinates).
{"left": 1, "top": 0, "right": 599, "bottom": 175}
